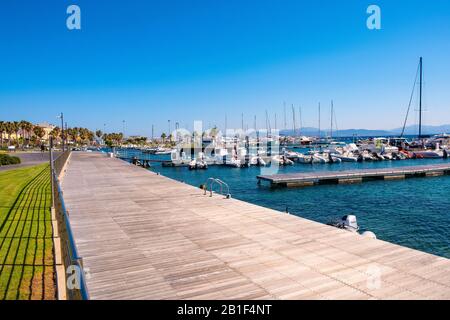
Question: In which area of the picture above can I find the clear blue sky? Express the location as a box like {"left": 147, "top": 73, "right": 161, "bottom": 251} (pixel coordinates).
{"left": 1, "top": 0, "right": 450, "bottom": 136}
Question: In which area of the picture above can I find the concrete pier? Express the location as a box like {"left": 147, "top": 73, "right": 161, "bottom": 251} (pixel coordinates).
{"left": 257, "top": 163, "right": 450, "bottom": 188}
{"left": 61, "top": 153, "right": 450, "bottom": 300}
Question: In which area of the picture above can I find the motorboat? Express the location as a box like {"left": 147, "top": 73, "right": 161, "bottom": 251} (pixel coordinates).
{"left": 333, "top": 152, "right": 358, "bottom": 162}
{"left": 297, "top": 153, "right": 313, "bottom": 164}
{"left": 249, "top": 155, "right": 267, "bottom": 166}
{"left": 312, "top": 152, "right": 329, "bottom": 164}
{"left": 272, "top": 155, "right": 294, "bottom": 166}
{"left": 225, "top": 157, "right": 249, "bottom": 168}
{"left": 170, "top": 150, "right": 190, "bottom": 166}
{"left": 327, "top": 215, "right": 359, "bottom": 233}
{"left": 412, "top": 151, "right": 443, "bottom": 159}
{"left": 188, "top": 152, "right": 208, "bottom": 170}
{"left": 282, "top": 148, "right": 300, "bottom": 161}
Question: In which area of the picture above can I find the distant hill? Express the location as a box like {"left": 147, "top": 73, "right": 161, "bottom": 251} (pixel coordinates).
{"left": 391, "top": 124, "right": 450, "bottom": 135}
{"left": 280, "top": 124, "right": 450, "bottom": 137}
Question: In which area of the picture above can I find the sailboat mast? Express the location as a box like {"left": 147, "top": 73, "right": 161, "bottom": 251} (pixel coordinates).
{"left": 298, "top": 106, "right": 302, "bottom": 136}
{"left": 291, "top": 104, "right": 296, "bottom": 137}
{"left": 330, "top": 100, "right": 334, "bottom": 139}
{"left": 318, "top": 103, "right": 321, "bottom": 138}
{"left": 224, "top": 113, "right": 227, "bottom": 138}
{"left": 419, "top": 57, "right": 423, "bottom": 139}
{"left": 265, "top": 110, "right": 271, "bottom": 137}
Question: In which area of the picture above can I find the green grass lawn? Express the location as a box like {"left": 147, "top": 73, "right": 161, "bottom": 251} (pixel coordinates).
{"left": 0, "top": 164, "right": 55, "bottom": 300}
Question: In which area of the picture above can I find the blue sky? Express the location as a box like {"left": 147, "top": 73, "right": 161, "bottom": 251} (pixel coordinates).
{"left": 1, "top": 0, "right": 450, "bottom": 136}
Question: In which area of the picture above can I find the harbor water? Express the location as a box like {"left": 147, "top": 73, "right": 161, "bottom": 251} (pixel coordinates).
{"left": 110, "top": 148, "right": 450, "bottom": 259}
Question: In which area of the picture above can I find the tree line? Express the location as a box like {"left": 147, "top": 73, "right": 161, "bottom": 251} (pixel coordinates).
{"left": 0, "top": 120, "right": 95, "bottom": 149}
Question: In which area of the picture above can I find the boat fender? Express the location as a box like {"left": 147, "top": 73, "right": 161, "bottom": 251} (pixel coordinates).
{"left": 361, "top": 231, "right": 377, "bottom": 239}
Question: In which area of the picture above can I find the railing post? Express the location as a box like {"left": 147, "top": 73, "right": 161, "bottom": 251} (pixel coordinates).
{"left": 50, "top": 137, "right": 55, "bottom": 209}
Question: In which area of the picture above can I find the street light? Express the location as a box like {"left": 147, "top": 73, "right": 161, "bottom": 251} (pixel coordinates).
{"left": 57, "top": 113, "right": 64, "bottom": 151}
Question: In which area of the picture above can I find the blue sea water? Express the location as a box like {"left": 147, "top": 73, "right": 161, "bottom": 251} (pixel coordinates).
{"left": 111, "top": 148, "right": 450, "bottom": 259}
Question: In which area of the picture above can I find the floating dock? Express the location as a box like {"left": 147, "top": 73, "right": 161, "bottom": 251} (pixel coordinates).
{"left": 61, "top": 153, "right": 450, "bottom": 300}
{"left": 257, "top": 163, "right": 450, "bottom": 188}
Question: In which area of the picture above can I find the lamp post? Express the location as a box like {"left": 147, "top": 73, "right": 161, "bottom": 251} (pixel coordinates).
{"left": 57, "top": 113, "right": 64, "bottom": 151}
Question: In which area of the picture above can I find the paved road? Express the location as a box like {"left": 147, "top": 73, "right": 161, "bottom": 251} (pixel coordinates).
{"left": 0, "top": 152, "right": 60, "bottom": 172}
{"left": 61, "top": 152, "right": 450, "bottom": 300}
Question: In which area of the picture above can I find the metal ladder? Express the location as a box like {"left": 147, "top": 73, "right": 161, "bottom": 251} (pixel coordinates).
{"left": 204, "top": 178, "right": 231, "bottom": 199}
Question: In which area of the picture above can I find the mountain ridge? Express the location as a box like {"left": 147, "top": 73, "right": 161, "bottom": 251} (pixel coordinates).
{"left": 279, "top": 124, "right": 450, "bottom": 137}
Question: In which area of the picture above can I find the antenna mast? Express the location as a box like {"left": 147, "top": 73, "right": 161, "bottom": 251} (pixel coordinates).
{"left": 318, "top": 103, "right": 321, "bottom": 138}
{"left": 291, "top": 104, "right": 296, "bottom": 137}
{"left": 298, "top": 106, "right": 302, "bottom": 136}
{"left": 330, "top": 100, "right": 334, "bottom": 139}
{"left": 419, "top": 57, "right": 423, "bottom": 140}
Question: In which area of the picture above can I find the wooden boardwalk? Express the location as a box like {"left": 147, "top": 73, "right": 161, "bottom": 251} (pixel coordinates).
{"left": 61, "top": 152, "right": 450, "bottom": 300}
{"left": 258, "top": 163, "right": 450, "bottom": 187}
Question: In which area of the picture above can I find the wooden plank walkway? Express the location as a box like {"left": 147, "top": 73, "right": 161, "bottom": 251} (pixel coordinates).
{"left": 61, "top": 152, "right": 450, "bottom": 300}
{"left": 258, "top": 163, "right": 450, "bottom": 187}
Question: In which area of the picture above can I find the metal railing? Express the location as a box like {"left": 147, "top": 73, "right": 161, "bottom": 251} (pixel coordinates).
{"left": 51, "top": 150, "right": 89, "bottom": 300}
{"left": 204, "top": 178, "right": 231, "bottom": 198}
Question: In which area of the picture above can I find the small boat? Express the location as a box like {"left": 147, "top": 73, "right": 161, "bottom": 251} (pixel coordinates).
{"left": 272, "top": 155, "right": 294, "bottom": 166}
{"left": 327, "top": 215, "right": 359, "bottom": 233}
{"left": 188, "top": 152, "right": 209, "bottom": 170}
{"left": 328, "top": 154, "right": 342, "bottom": 163}
{"left": 282, "top": 149, "right": 301, "bottom": 161}
{"left": 188, "top": 159, "right": 208, "bottom": 170}
{"left": 357, "top": 150, "right": 376, "bottom": 162}
{"left": 249, "top": 156, "right": 267, "bottom": 166}
{"left": 412, "top": 151, "right": 442, "bottom": 159}
{"left": 334, "top": 152, "right": 358, "bottom": 162}
{"left": 312, "top": 153, "right": 329, "bottom": 164}
{"left": 372, "top": 152, "right": 385, "bottom": 161}
{"left": 297, "top": 153, "right": 313, "bottom": 164}
{"left": 155, "top": 148, "right": 173, "bottom": 155}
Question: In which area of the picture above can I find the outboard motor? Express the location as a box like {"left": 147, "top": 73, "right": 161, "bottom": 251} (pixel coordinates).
{"left": 328, "top": 153, "right": 334, "bottom": 163}
{"left": 342, "top": 215, "right": 359, "bottom": 232}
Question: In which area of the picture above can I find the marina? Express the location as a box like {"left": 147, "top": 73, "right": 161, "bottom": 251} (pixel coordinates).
{"left": 3, "top": 2, "right": 450, "bottom": 304}
{"left": 257, "top": 163, "right": 450, "bottom": 187}
{"left": 61, "top": 152, "right": 450, "bottom": 299}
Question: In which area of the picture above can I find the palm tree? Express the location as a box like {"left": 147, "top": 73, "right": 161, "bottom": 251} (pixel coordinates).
{"left": 5, "top": 122, "right": 16, "bottom": 146}
{"left": 0, "top": 121, "right": 5, "bottom": 148}
{"left": 13, "top": 121, "right": 20, "bottom": 146}
{"left": 161, "top": 132, "right": 167, "bottom": 143}
{"left": 22, "top": 121, "right": 33, "bottom": 147}
{"left": 87, "top": 131, "right": 94, "bottom": 144}
{"left": 96, "top": 130, "right": 102, "bottom": 139}
{"left": 19, "top": 121, "right": 27, "bottom": 148}
{"left": 79, "top": 128, "right": 92, "bottom": 144}
{"left": 33, "top": 126, "right": 45, "bottom": 145}
{"left": 49, "top": 127, "right": 61, "bottom": 145}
